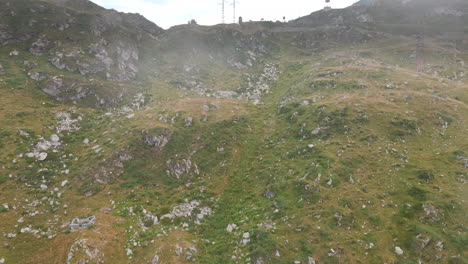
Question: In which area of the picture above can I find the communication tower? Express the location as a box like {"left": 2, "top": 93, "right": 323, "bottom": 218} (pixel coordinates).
{"left": 324, "top": 0, "right": 332, "bottom": 11}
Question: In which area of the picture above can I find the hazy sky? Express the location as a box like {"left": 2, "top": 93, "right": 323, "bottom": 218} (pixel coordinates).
{"left": 91, "top": 0, "right": 360, "bottom": 29}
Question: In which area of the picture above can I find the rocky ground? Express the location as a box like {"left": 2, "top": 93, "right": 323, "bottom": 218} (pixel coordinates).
{"left": 0, "top": 0, "right": 467, "bottom": 263}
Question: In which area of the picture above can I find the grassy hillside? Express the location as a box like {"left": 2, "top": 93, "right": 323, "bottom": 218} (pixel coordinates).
{"left": 0, "top": 0, "right": 467, "bottom": 264}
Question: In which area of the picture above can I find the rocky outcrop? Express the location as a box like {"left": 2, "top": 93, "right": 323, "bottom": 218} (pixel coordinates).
{"left": 143, "top": 128, "right": 173, "bottom": 149}
{"left": 109, "top": 41, "right": 139, "bottom": 81}
{"left": 166, "top": 158, "right": 200, "bottom": 179}
{"left": 41, "top": 76, "right": 66, "bottom": 97}
{"left": 69, "top": 216, "right": 96, "bottom": 231}
{"left": 28, "top": 71, "right": 47, "bottom": 81}
{"left": 30, "top": 35, "right": 52, "bottom": 56}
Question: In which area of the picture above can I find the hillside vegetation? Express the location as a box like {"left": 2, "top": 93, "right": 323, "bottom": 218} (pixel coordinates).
{"left": 0, "top": 0, "right": 467, "bottom": 263}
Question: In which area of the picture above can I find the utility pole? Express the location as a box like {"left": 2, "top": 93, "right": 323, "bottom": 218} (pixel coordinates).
{"left": 232, "top": 0, "right": 238, "bottom": 23}
{"left": 324, "top": 0, "right": 332, "bottom": 11}
{"left": 221, "top": 0, "right": 225, "bottom": 23}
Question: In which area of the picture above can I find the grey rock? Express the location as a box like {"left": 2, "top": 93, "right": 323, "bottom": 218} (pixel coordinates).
{"left": 9, "top": 50, "right": 19, "bottom": 56}
{"left": 166, "top": 158, "right": 199, "bottom": 179}
{"left": 184, "top": 117, "right": 193, "bottom": 127}
{"left": 150, "top": 255, "right": 159, "bottom": 264}
{"left": 308, "top": 256, "right": 316, "bottom": 264}
{"left": 42, "top": 77, "right": 64, "bottom": 96}
{"left": 0, "top": 63, "right": 4, "bottom": 74}
{"left": 50, "top": 56, "right": 66, "bottom": 70}
{"left": 30, "top": 36, "right": 51, "bottom": 56}
{"left": 265, "top": 190, "right": 275, "bottom": 199}
{"left": 422, "top": 204, "right": 440, "bottom": 222}
{"left": 108, "top": 41, "right": 139, "bottom": 81}
{"left": 255, "top": 258, "right": 265, "bottom": 264}
{"left": 226, "top": 224, "right": 237, "bottom": 232}
{"left": 143, "top": 128, "right": 173, "bottom": 149}
{"left": 69, "top": 216, "right": 96, "bottom": 231}
{"left": 415, "top": 234, "right": 431, "bottom": 249}
{"left": 28, "top": 71, "right": 47, "bottom": 81}
{"left": 89, "top": 40, "right": 113, "bottom": 70}
{"left": 394, "top": 246, "right": 404, "bottom": 255}
{"left": 76, "top": 60, "right": 105, "bottom": 75}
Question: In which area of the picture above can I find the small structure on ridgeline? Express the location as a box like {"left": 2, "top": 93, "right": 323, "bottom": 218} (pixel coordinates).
{"left": 70, "top": 215, "right": 96, "bottom": 231}
{"left": 324, "top": 0, "right": 332, "bottom": 11}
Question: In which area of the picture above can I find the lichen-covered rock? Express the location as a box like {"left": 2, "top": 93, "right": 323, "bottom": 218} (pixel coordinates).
{"left": 66, "top": 239, "right": 104, "bottom": 264}
{"left": 150, "top": 255, "right": 159, "bottom": 264}
{"left": 109, "top": 41, "right": 139, "bottom": 81}
{"left": 28, "top": 71, "right": 47, "bottom": 81}
{"left": 184, "top": 117, "right": 193, "bottom": 127}
{"left": 166, "top": 158, "right": 199, "bottom": 179}
{"left": 30, "top": 35, "right": 51, "bottom": 56}
{"left": 42, "top": 76, "right": 64, "bottom": 96}
{"left": 69, "top": 216, "right": 96, "bottom": 231}
{"left": 143, "top": 128, "right": 173, "bottom": 149}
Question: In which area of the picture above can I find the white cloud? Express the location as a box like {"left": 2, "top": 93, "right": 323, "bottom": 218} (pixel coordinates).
{"left": 91, "top": 0, "right": 360, "bottom": 29}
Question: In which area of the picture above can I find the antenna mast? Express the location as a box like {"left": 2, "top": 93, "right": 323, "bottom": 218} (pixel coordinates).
{"left": 221, "top": 0, "right": 225, "bottom": 23}
{"left": 232, "top": 0, "right": 238, "bottom": 23}
{"left": 324, "top": 0, "right": 331, "bottom": 11}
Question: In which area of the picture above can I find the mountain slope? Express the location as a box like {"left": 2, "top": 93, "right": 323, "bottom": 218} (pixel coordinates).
{"left": 0, "top": 0, "right": 467, "bottom": 264}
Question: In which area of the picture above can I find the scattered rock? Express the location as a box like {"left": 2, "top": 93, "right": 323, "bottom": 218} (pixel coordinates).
{"left": 9, "top": 50, "right": 19, "bottom": 56}
{"left": 42, "top": 76, "right": 64, "bottom": 96}
{"left": 30, "top": 36, "right": 51, "bottom": 56}
{"left": 422, "top": 203, "right": 440, "bottom": 222}
{"left": 0, "top": 63, "right": 4, "bottom": 74}
{"left": 265, "top": 190, "right": 275, "bottom": 199}
{"left": 184, "top": 117, "right": 193, "bottom": 127}
{"left": 415, "top": 234, "right": 431, "bottom": 249}
{"left": 50, "top": 134, "right": 60, "bottom": 143}
{"left": 69, "top": 216, "right": 96, "bottom": 231}
{"left": 226, "top": 224, "right": 237, "bottom": 232}
{"left": 143, "top": 128, "right": 173, "bottom": 149}
{"left": 26, "top": 151, "right": 48, "bottom": 161}
{"left": 56, "top": 112, "right": 81, "bottom": 132}
{"left": 242, "top": 232, "right": 250, "bottom": 245}
{"left": 28, "top": 71, "right": 47, "bottom": 81}
{"left": 150, "top": 255, "right": 159, "bottom": 264}
{"left": 18, "top": 130, "right": 30, "bottom": 137}
{"left": 166, "top": 158, "right": 199, "bottom": 179}
{"left": 308, "top": 256, "right": 316, "bottom": 264}
{"left": 394, "top": 246, "right": 404, "bottom": 255}
{"left": 66, "top": 239, "right": 104, "bottom": 264}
